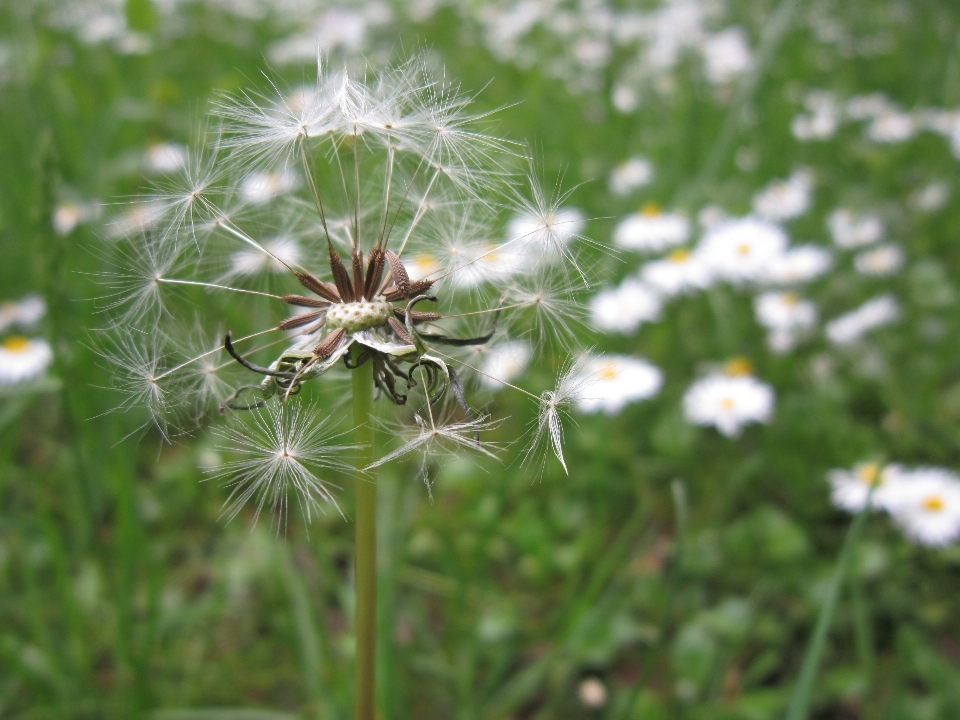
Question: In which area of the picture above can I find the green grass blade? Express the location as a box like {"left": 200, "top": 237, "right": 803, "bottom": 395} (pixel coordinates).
{"left": 783, "top": 499, "right": 873, "bottom": 720}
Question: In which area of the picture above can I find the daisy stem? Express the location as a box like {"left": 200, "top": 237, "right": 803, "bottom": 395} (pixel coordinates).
{"left": 783, "top": 489, "right": 874, "bottom": 720}
{"left": 352, "top": 356, "right": 377, "bottom": 720}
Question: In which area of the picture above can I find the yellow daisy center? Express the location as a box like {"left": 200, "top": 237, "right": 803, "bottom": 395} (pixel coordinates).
{"left": 736, "top": 242, "right": 752, "bottom": 255}
{"left": 782, "top": 293, "right": 798, "bottom": 306}
{"left": 720, "top": 397, "right": 736, "bottom": 409}
{"left": 668, "top": 248, "right": 691, "bottom": 263}
{"left": 922, "top": 495, "right": 945, "bottom": 512}
{"left": 2, "top": 336, "right": 30, "bottom": 353}
{"left": 598, "top": 363, "right": 618, "bottom": 380}
{"left": 724, "top": 357, "right": 753, "bottom": 377}
{"left": 857, "top": 463, "right": 880, "bottom": 486}
{"left": 641, "top": 202, "right": 661, "bottom": 217}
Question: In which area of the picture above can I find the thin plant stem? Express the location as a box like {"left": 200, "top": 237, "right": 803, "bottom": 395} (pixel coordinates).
{"left": 850, "top": 571, "right": 877, "bottom": 717}
{"left": 619, "top": 479, "right": 688, "bottom": 720}
{"left": 352, "top": 357, "right": 377, "bottom": 720}
{"left": 783, "top": 493, "right": 874, "bottom": 720}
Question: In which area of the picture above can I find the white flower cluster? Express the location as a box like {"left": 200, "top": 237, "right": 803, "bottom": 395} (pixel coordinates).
{"left": 829, "top": 463, "right": 960, "bottom": 547}
{"left": 0, "top": 296, "right": 52, "bottom": 386}
{"left": 411, "top": 0, "right": 754, "bottom": 100}
{"left": 791, "top": 89, "right": 960, "bottom": 159}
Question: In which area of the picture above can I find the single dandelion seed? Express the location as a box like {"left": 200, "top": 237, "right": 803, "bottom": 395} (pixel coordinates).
{"left": 210, "top": 399, "right": 357, "bottom": 528}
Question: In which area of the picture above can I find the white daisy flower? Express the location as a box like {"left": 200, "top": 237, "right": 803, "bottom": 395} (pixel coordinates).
{"left": 609, "top": 156, "right": 654, "bottom": 196}
{"left": 0, "top": 295, "right": 46, "bottom": 333}
{"left": 886, "top": 468, "right": 960, "bottom": 547}
{"left": 825, "top": 294, "right": 899, "bottom": 346}
{"left": 614, "top": 205, "right": 691, "bottom": 253}
{"left": 575, "top": 354, "right": 663, "bottom": 415}
{"left": 754, "top": 292, "right": 816, "bottom": 352}
{"left": 754, "top": 292, "right": 817, "bottom": 332}
{"left": 640, "top": 248, "right": 712, "bottom": 297}
{"left": 683, "top": 368, "right": 774, "bottom": 438}
{"left": 589, "top": 279, "right": 662, "bottom": 334}
{"left": 240, "top": 168, "right": 299, "bottom": 204}
{"left": 144, "top": 142, "right": 188, "bottom": 174}
{"left": 751, "top": 169, "right": 813, "bottom": 222}
{"left": 701, "top": 27, "right": 752, "bottom": 85}
{"left": 0, "top": 336, "right": 54, "bottom": 385}
{"left": 828, "top": 462, "right": 906, "bottom": 512}
{"left": 764, "top": 245, "right": 833, "bottom": 285}
{"left": 445, "top": 242, "right": 523, "bottom": 289}
{"left": 479, "top": 340, "right": 532, "bottom": 389}
{"left": 404, "top": 253, "right": 444, "bottom": 282}
{"left": 854, "top": 244, "right": 905, "bottom": 277}
{"left": 827, "top": 208, "right": 884, "bottom": 249}
{"left": 696, "top": 217, "right": 788, "bottom": 284}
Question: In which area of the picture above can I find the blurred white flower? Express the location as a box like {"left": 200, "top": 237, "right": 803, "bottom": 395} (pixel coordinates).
{"left": 866, "top": 110, "right": 916, "bottom": 144}
{"left": 640, "top": 248, "right": 712, "bottom": 296}
{"left": 227, "top": 236, "right": 302, "bottom": 278}
{"left": 479, "top": 340, "right": 532, "bottom": 389}
{"left": 108, "top": 200, "right": 167, "bottom": 238}
{"left": 828, "top": 462, "right": 906, "bottom": 512}
{"left": 752, "top": 169, "right": 813, "bottom": 221}
{"left": 0, "top": 336, "right": 53, "bottom": 384}
{"left": 404, "top": 253, "right": 444, "bottom": 282}
{"left": 589, "top": 279, "right": 662, "bottom": 334}
{"left": 53, "top": 200, "right": 100, "bottom": 235}
{"left": 754, "top": 292, "right": 817, "bottom": 352}
{"left": 609, "top": 156, "right": 654, "bottom": 196}
{"left": 507, "top": 204, "right": 586, "bottom": 267}
{"left": 268, "top": 7, "right": 390, "bottom": 64}
{"left": 701, "top": 27, "right": 752, "bottom": 85}
{"left": 827, "top": 208, "right": 884, "bottom": 249}
{"left": 697, "top": 204, "right": 729, "bottom": 229}
{"left": 791, "top": 90, "right": 840, "bottom": 141}
{"left": 886, "top": 468, "right": 960, "bottom": 547}
{"left": 240, "top": 168, "right": 298, "bottom": 204}
{"left": 683, "top": 368, "right": 774, "bottom": 437}
{"left": 696, "top": 217, "right": 787, "bottom": 284}
{"left": 845, "top": 93, "right": 896, "bottom": 121}
{"left": 575, "top": 354, "right": 663, "bottom": 415}
{"left": 825, "top": 294, "right": 899, "bottom": 346}
{"left": 144, "top": 142, "right": 187, "bottom": 174}
{"left": 0, "top": 295, "right": 46, "bottom": 333}
{"left": 611, "top": 83, "right": 640, "bottom": 114}
{"left": 614, "top": 205, "right": 690, "bottom": 252}
{"left": 854, "top": 244, "right": 905, "bottom": 277}
{"left": 909, "top": 182, "right": 949, "bottom": 212}
{"left": 764, "top": 245, "right": 833, "bottom": 285}
{"left": 446, "top": 242, "right": 523, "bottom": 289}
{"left": 577, "top": 677, "right": 608, "bottom": 708}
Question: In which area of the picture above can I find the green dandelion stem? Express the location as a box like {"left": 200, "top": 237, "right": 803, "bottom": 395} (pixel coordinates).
{"left": 783, "top": 492, "right": 874, "bottom": 720}
{"left": 353, "top": 357, "right": 377, "bottom": 720}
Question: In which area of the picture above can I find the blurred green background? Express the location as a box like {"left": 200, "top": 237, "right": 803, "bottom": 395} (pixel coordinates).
{"left": 2, "top": 0, "right": 960, "bottom": 718}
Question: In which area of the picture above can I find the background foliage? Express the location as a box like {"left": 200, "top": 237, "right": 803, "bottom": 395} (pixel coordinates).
{"left": 1, "top": 0, "right": 960, "bottom": 718}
